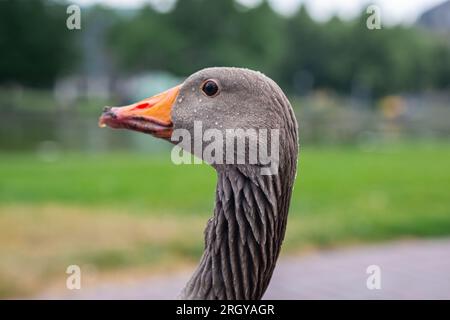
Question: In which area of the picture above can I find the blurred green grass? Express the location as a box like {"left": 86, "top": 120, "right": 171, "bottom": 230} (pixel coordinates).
{"left": 0, "top": 152, "right": 216, "bottom": 213}
{"left": 0, "top": 142, "right": 450, "bottom": 297}
{"left": 1, "top": 143, "right": 450, "bottom": 237}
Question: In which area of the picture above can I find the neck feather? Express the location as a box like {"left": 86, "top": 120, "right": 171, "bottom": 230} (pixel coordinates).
{"left": 180, "top": 163, "right": 295, "bottom": 299}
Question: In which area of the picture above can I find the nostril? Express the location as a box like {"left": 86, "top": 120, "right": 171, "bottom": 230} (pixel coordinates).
{"left": 106, "top": 111, "right": 117, "bottom": 119}
{"left": 102, "top": 107, "right": 118, "bottom": 119}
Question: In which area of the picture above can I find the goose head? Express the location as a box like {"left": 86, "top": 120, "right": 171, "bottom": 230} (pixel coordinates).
{"left": 99, "top": 67, "right": 299, "bottom": 299}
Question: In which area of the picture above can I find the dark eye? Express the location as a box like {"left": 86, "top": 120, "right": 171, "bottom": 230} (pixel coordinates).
{"left": 201, "top": 80, "right": 219, "bottom": 97}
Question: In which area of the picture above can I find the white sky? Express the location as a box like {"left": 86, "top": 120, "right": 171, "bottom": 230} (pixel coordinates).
{"left": 72, "top": 0, "right": 448, "bottom": 25}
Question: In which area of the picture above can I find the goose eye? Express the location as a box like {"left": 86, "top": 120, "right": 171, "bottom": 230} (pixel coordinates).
{"left": 201, "top": 80, "right": 219, "bottom": 97}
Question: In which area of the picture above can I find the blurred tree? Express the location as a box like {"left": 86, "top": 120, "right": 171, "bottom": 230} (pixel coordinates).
{"left": 0, "top": 0, "right": 77, "bottom": 87}
{"left": 107, "top": 0, "right": 450, "bottom": 97}
{"left": 108, "top": 5, "right": 182, "bottom": 74}
{"left": 433, "top": 41, "right": 450, "bottom": 88}
{"left": 343, "top": 15, "right": 450, "bottom": 96}
{"left": 280, "top": 8, "right": 450, "bottom": 97}
{"left": 224, "top": 0, "right": 286, "bottom": 78}
{"left": 108, "top": 0, "right": 286, "bottom": 78}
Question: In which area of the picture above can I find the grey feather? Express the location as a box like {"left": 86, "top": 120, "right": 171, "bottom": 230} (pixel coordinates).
{"left": 173, "top": 68, "right": 299, "bottom": 300}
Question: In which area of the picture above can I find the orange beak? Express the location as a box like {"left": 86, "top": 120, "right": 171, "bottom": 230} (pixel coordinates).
{"left": 99, "top": 85, "right": 180, "bottom": 139}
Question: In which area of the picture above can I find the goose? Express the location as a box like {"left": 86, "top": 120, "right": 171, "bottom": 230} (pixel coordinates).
{"left": 99, "top": 67, "right": 299, "bottom": 300}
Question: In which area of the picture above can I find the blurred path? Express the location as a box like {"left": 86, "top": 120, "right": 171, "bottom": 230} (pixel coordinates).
{"left": 41, "top": 239, "right": 450, "bottom": 299}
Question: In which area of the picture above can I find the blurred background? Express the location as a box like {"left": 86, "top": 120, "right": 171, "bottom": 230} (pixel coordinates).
{"left": 0, "top": 0, "right": 449, "bottom": 298}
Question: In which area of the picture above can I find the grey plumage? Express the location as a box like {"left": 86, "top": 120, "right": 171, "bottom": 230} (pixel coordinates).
{"left": 173, "top": 68, "right": 299, "bottom": 300}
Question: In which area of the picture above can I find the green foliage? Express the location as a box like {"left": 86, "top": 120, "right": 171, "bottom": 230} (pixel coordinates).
{"left": 108, "top": 1, "right": 450, "bottom": 97}
{"left": 280, "top": 9, "right": 450, "bottom": 96}
{"left": 108, "top": 0, "right": 286, "bottom": 77}
{"left": 1, "top": 0, "right": 449, "bottom": 96}
{"left": 0, "top": 0, "right": 77, "bottom": 87}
